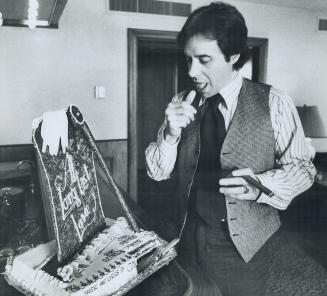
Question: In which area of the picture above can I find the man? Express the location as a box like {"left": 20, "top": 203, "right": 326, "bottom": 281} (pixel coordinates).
{"left": 145, "top": 2, "right": 316, "bottom": 295}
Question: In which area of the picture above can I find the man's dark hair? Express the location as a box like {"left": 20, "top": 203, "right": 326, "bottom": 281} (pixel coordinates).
{"left": 177, "top": 2, "right": 249, "bottom": 70}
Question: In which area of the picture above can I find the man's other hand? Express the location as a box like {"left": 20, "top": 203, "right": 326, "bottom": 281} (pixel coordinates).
{"left": 219, "top": 168, "right": 260, "bottom": 201}
{"left": 164, "top": 90, "right": 197, "bottom": 144}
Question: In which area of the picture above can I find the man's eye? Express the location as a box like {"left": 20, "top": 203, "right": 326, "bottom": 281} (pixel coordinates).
{"left": 200, "top": 58, "right": 210, "bottom": 64}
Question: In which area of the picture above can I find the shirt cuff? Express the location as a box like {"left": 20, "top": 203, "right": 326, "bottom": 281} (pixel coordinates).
{"left": 159, "top": 135, "right": 180, "bottom": 151}
{"left": 158, "top": 127, "right": 180, "bottom": 152}
{"left": 255, "top": 174, "right": 275, "bottom": 205}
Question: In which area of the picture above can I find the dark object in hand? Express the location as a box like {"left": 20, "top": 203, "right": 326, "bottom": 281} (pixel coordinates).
{"left": 241, "top": 175, "right": 274, "bottom": 198}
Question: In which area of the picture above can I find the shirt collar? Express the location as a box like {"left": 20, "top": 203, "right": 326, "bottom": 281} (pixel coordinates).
{"left": 219, "top": 72, "right": 242, "bottom": 109}
{"left": 199, "top": 72, "right": 242, "bottom": 109}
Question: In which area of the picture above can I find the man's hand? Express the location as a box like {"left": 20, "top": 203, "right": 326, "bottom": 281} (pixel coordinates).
{"left": 219, "top": 168, "right": 260, "bottom": 201}
{"left": 164, "top": 90, "right": 197, "bottom": 144}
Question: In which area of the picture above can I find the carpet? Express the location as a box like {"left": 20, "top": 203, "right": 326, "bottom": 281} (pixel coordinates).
{"left": 267, "top": 229, "right": 327, "bottom": 296}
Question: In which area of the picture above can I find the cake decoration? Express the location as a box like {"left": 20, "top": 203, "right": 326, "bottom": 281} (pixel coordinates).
{"left": 33, "top": 115, "right": 106, "bottom": 263}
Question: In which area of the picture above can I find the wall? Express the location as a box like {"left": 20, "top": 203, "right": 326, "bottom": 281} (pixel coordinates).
{"left": 0, "top": 0, "right": 327, "bottom": 148}
{"left": 227, "top": 0, "right": 327, "bottom": 151}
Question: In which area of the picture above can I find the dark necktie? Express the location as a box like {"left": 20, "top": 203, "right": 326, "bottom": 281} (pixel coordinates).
{"left": 198, "top": 93, "right": 226, "bottom": 173}
{"left": 190, "top": 93, "right": 227, "bottom": 223}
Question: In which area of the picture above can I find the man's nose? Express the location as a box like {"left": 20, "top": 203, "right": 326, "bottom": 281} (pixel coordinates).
{"left": 188, "top": 60, "right": 200, "bottom": 79}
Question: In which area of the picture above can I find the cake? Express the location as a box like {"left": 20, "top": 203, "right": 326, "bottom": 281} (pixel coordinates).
{"left": 4, "top": 106, "right": 177, "bottom": 296}
{"left": 5, "top": 217, "right": 162, "bottom": 296}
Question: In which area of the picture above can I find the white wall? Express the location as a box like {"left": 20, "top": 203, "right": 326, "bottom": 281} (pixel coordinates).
{"left": 228, "top": 0, "right": 327, "bottom": 151}
{"left": 1, "top": 0, "right": 327, "bottom": 150}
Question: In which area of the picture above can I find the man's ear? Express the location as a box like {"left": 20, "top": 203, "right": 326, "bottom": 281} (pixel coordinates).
{"left": 230, "top": 54, "right": 240, "bottom": 65}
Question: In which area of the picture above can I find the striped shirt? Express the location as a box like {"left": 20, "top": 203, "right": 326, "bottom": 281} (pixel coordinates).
{"left": 145, "top": 73, "right": 316, "bottom": 210}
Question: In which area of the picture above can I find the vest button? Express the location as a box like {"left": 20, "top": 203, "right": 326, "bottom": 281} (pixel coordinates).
{"left": 222, "top": 152, "right": 231, "bottom": 155}
{"left": 230, "top": 218, "right": 237, "bottom": 221}
{"left": 228, "top": 201, "right": 236, "bottom": 205}
{"left": 232, "top": 233, "right": 239, "bottom": 237}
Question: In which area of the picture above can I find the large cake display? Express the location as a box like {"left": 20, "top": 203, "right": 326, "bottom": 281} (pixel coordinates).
{"left": 4, "top": 105, "right": 177, "bottom": 296}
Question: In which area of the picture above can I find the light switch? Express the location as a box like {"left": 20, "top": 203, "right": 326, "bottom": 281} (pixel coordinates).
{"left": 94, "top": 86, "right": 106, "bottom": 99}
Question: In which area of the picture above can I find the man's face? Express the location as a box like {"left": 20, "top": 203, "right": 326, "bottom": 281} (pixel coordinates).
{"left": 184, "top": 34, "right": 237, "bottom": 98}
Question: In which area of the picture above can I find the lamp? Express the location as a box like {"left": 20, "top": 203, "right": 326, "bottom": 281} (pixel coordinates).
{"left": 296, "top": 105, "right": 327, "bottom": 138}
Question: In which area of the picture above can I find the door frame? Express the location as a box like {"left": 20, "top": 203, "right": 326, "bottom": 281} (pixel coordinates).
{"left": 127, "top": 28, "right": 268, "bottom": 202}
{"left": 128, "top": 28, "right": 178, "bottom": 202}
{"left": 248, "top": 37, "right": 268, "bottom": 83}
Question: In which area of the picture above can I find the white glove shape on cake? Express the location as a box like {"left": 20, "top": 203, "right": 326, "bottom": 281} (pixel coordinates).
{"left": 32, "top": 109, "right": 68, "bottom": 156}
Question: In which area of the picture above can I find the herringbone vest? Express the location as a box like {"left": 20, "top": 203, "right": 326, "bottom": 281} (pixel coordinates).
{"left": 174, "top": 78, "right": 281, "bottom": 262}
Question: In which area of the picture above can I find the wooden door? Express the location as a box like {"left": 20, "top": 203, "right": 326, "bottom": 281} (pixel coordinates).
{"left": 137, "top": 40, "right": 191, "bottom": 215}
{"left": 128, "top": 29, "right": 191, "bottom": 220}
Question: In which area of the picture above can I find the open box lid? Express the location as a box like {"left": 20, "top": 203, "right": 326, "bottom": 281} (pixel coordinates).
{"left": 32, "top": 105, "right": 140, "bottom": 263}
